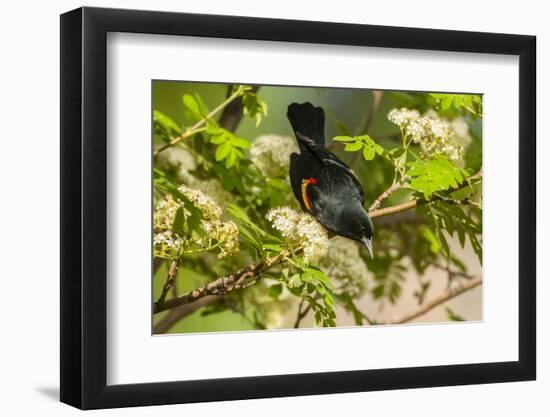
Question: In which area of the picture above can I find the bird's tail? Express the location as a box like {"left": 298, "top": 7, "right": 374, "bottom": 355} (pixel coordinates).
{"left": 287, "top": 102, "right": 326, "bottom": 150}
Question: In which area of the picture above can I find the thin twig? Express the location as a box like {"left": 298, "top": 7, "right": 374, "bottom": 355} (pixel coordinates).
{"left": 392, "top": 276, "right": 482, "bottom": 324}
{"left": 368, "top": 181, "right": 402, "bottom": 212}
{"left": 156, "top": 260, "right": 179, "bottom": 307}
{"left": 153, "top": 87, "right": 244, "bottom": 156}
{"left": 432, "top": 263, "right": 476, "bottom": 281}
{"left": 293, "top": 299, "right": 312, "bottom": 328}
{"left": 350, "top": 91, "right": 384, "bottom": 168}
{"left": 355, "top": 91, "right": 384, "bottom": 136}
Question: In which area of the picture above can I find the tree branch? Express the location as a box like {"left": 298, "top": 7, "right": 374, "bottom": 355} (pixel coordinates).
{"left": 392, "top": 275, "right": 482, "bottom": 324}
{"left": 153, "top": 252, "right": 286, "bottom": 314}
{"left": 368, "top": 181, "right": 402, "bottom": 212}
{"left": 156, "top": 260, "right": 179, "bottom": 307}
{"left": 368, "top": 173, "right": 481, "bottom": 218}
{"left": 153, "top": 295, "right": 221, "bottom": 334}
{"left": 153, "top": 174, "right": 482, "bottom": 314}
{"left": 293, "top": 298, "right": 312, "bottom": 328}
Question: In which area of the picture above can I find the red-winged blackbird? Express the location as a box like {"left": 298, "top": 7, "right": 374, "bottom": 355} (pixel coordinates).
{"left": 287, "top": 102, "right": 374, "bottom": 257}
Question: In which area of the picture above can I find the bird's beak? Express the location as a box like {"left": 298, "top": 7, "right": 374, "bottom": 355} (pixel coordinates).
{"left": 362, "top": 237, "right": 374, "bottom": 258}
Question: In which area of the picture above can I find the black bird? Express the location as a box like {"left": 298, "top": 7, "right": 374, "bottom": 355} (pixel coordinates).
{"left": 287, "top": 102, "right": 374, "bottom": 257}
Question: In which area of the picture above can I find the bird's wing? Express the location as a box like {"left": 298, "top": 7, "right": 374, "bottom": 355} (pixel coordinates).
{"left": 296, "top": 132, "right": 365, "bottom": 204}
{"left": 290, "top": 152, "right": 324, "bottom": 211}
{"left": 325, "top": 159, "right": 365, "bottom": 205}
{"left": 307, "top": 166, "right": 365, "bottom": 232}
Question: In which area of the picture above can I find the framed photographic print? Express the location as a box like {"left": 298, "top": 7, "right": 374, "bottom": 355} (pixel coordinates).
{"left": 60, "top": 6, "right": 536, "bottom": 409}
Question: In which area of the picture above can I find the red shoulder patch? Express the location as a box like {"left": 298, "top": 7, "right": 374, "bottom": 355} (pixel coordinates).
{"left": 301, "top": 178, "right": 317, "bottom": 211}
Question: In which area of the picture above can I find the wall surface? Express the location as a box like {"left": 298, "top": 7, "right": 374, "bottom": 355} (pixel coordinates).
{"left": 0, "top": 0, "right": 546, "bottom": 415}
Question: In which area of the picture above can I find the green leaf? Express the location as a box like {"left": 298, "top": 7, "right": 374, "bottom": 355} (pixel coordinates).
{"left": 229, "top": 136, "right": 251, "bottom": 149}
{"left": 445, "top": 307, "right": 465, "bottom": 322}
{"left": 429, "top": 93, "right": 483, "bottom": 117}
{"left": 333, "top": 135, "right": 355, "bottom": 142}
{"left": 407, "top": 155, "right": 469, "bottom": 199}
{"left": 302, "top": 267, "right": 332, "bottom": 288}
{"left": 268, "top": 284, "right": 283, "bottom": 299}
{"left": 238, "top": 227, "right": 262, "bottom": 250}
{"left": 153, "top": 168, "right": 166, "bottom": 183}
{"left": 323, "top": 293, "right": 335, "bottom": 310}
{"left": 287, "top": 274, "right": 302, "bottom": 288}
{"left": 182, "top": 94, "right": 200, "bottom": 117}
{"left": 209, "top": 129, "right": 248, "bottom": 169}
{"left": 205, "top": 119, "right": 219, "bottom": 133}
{"left": 267, "top": 178, "right": 288, "bottom": 190}
{"left": 210, "top": 134, "right": 226, "bottom": 145}
{"left": 372, "top": 284, "right": 385, "bottom": 299}
{"left": 233, "top": 148, "right": 244, "bottom": 158}
{"left": 154, "top": 175, "right": 203, "bottom": 237}
{"left": 344, "top": 141, "right": 363, "bottom": 152}
{"left": 262, "top": 243, "right": 283, "bottom": 253}
{"left": 215, "top": 141, "right": 231, "bottom": 161}
{"left": 362, "top": 145, "right": 375, "bottom": 160}
{"left": 421, "top": 227, "right": 440, "bottom": 253}
{"left": 225, "top": 149, "right": 237, "bottom": 168}
{"left": 153, "top": 110, "right": 181, "bottom": 140}
{"left": 441, "top": 96, "right": 453, "bottom": 110}
{"left": 419, "top": 202, "right": 482, "bottom": 264}
{"left": 227, "top": 203, "right": 280, "bottom": 248}
{"left": 414, "top": 282, "right": 431, "bottom": 305}
{"left": 335, "top": 134, "right": 383, "bottom": 162}
{"left": 369, "top": 256, "right": 406, "bottom": 304}
{"left": 193, "top": 93, "right": 210, "bottom": 117}
{"left": 226, "top": 203, "right": 252, "bottom": 222}
{"left": 242, "top": 90, "right": 268, "bottom": 126}
{"left": 172, "top": 207, "right": 184, "bottom": 235}
{"left": 336, "top": 293, "right": 364, "bottom": 325}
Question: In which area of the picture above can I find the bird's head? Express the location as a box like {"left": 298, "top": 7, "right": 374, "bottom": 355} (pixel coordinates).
{"left": 333, "top": 204, "right": 374, "bottom": 258}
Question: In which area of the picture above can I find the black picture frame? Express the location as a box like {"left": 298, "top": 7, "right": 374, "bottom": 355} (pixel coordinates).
{"left": 60, "top": 6, "right": 536, "bottom": 410}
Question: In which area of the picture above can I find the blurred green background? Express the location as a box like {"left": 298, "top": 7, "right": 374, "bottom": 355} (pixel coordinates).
{"left": 153, "top": 82, "right": 401, "bottom": 148}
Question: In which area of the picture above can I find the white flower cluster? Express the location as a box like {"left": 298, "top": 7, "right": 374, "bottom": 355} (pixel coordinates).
{"left": 266, "top": 207, "right": 328, "bottom": 264}
{"left": 156, "top": 146, "right": 197, "bottom": 183}
{"left": 202, "top": 218, "right": 240, "bottom": 259}
{"left": 386, "top": 108, "right": 420, "bottom": 127}
{"left": 251, "top": 135, "right": 299, "bottom": 178}
{"left": 154, "top": 194, "right": 181, "bottom": 230}
{"left": 177, "top": 185, "right": 221, "bottom": 220}
{"left": 387, "top": 108, "right": 470, "bottom": 164}
{"left": 192, "top": 179, "right": 233, "bottom": 209}
{"left": 157, "top": 147, "right": 232, "bottom": 208}
{"left": 154, "top": 194, "right": 187, "bottom": 258}
{"left": 320, "top": 237, "right": 369, "bottom": 297}
{"left": 153, "top": 186, "right": 239, "bottom": 259}
{"left": 153, "top": 230, "right": 184, "bottom": 258}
